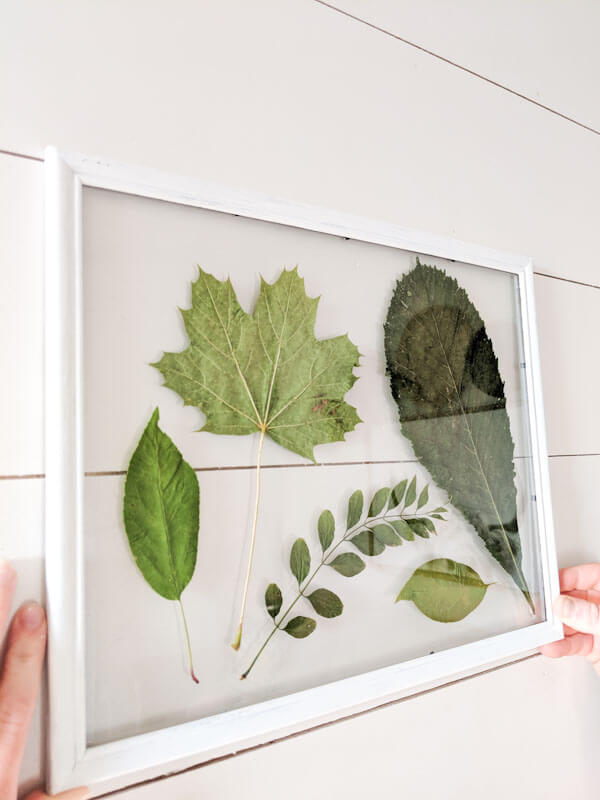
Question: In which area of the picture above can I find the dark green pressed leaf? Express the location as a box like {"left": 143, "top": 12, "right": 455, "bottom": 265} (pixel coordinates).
{"left": 371, "top": 523, "right": 403, "bottom": 546}
{"left": 432, "top": 507, "right": 448, "bottom": 514}
{"left": 396, "top": 558, "right": 489, "bottom": 622}
{"left": 265, "top": 583, "right": 283, "bottom": 618}
{"left": 351, "top": 530, "right": 385, "bottom": 556}
{"left": 347, "top": 490, "right": 364, "bottom": 529}
{"left": 307, "top": 588, "right": 343, "bottom": 618}
{"left": 318, "top": 509, "right": 335, "bottom": 552}
{"left": 368, "top": 488, "right": 390, "bottom": 517}
{"left": 389, "top": 519, "right": 415, "bottom": 541}
{"left": 284, "top": 616, "right": 316, "bottom": 638}
{"left": 407, "top": 518, "right": 430, "bottom": 538}
{"left": 384, "top": 260, "right": 533, "bottom": 611}
{"left": 328, "top": 552, "right": 366, "bottom": 577}
{"left": 123, "top": 408, "right": 199, "bottom": 601}
{"left": 416, "top": 484, "right": 429, "bottom": 509}
{"left": 290, "top": 538, "right": 311, "bottom": 586}
{"left": 389, "top": 479, "right": 408, "bottom": 510}
{"left": 431, "top": 513, "right": 445, "bottom": 520}
{"left": 404, "top": 476, "right": 417, "bottom": 508}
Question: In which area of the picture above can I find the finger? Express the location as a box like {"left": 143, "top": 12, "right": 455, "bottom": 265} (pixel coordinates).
{"left": 559, "top": 564, "right": 600, "bottom": 593}
{"left": 0, "top": 602, "right": 47, "bottom": 789}
{"left": 25, "top": 787, "right": 90, "bottom": 800}
{"left": 0, "top": 560, "right": 17, "bottom": 638}
{"left": 554, "top": 594, "right": 600, "bottom": 634}
{"left": 540, "top": 631, "right": 594, "bottom": 658}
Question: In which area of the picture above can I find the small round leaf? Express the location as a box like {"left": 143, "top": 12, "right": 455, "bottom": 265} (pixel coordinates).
{"left": 265, "top": 583, "right": 282, "bottom": 619}
{"left": 284, "top": 616, "right": 316, "bottom": 638}
{"left": 307, "top": 588, "right": 343, "bottom": 618}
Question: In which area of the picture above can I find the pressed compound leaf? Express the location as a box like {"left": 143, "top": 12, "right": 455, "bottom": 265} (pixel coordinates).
{"left": 265, "top": 583, "right": 283, "bottom": 619}
{"left": 123, "top": 408, "right": 199, "bottom": 601}
{"left": 284, "top": 616, "right": 316, "bottom": 638}
{"left": 290, "top": 538, "right": 311, "bottom": 586}
{"left": 351, "top": 530, "right": 385, "bottom": 556}
{"left": 318, "top": 509, "right": 335, "bottom": 552}
{"left": 328, "top": 552, "right": 366, "bottom": 577}
{"left": 153, "top": 268, "right": 361, "bottom": 460}
{"left": 307, "top": 588, "right": 343, "bottom": 618}
{"left": 347, "top": 489, "right": 364, "bottom": 529}
{"left": 396, "top": 558, "right": 489, "bottom": 622}
{"left": 384, "top": 260, "right": 533, "bottom": 611}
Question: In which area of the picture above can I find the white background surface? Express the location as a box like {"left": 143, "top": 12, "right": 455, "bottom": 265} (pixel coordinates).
{"left": 1, "top": 1, "right": 599, "bottom": 797}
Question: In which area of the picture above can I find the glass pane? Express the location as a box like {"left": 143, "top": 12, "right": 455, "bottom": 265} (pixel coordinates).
{"left": 82, "top": 186, "right": 545, "bottom": 746}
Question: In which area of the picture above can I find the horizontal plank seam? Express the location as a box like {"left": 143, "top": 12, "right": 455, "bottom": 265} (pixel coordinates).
{"left": 534, "top": 271, "right": 600, "bottom": 291}
{"left": 312, "top": 0, "right": 600, "bottom": 137}
{"left": 0, "top": 147, "right": 43, "bottom": 163}
{"left": 2, "top": 453, "right": 599, "bottom": 480}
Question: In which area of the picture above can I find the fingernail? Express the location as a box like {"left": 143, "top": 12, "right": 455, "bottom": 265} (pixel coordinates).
{"left": 555, "top": 595, "right": 574, "bottom": 619}
{"left": 0, "top": 560, "right": 16, "bottom": 585}
{"left": 21, "top": 603, "right": 45, "bottom": 631}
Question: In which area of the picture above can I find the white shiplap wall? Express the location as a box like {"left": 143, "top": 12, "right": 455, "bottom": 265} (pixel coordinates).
{"left": 2, "top": 1, "right": 598, "bottom": 797}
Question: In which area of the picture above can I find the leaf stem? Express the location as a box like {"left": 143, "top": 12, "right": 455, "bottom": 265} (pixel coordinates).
{"left": 240, "top": 501, "right": 443, "bottom": 678}
{"left": 178, "top": 598, "right": 199, "bottom": 684}
{"left": 232, "top": 426, "right": 267, "bottom": 650}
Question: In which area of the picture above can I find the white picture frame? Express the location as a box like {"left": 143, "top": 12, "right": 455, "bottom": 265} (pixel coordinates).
{"left": 44, "top": 146, "right": 562, "bottom": 796}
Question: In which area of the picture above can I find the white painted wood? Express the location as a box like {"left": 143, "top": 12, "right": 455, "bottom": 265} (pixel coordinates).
{"left": 0, "top": 154, "right": 44, "bottom": 475}
{"left": 535, "top": 275, "right": 600, "bottom": 456}
{"left": 327, "top": 0, "right": 600, "bottom": 132}
{"left": 2, "top": 0, "right": 598, "bottom": 286}
{"left": 45, "top": 148, "right": 561, "bottom": 795}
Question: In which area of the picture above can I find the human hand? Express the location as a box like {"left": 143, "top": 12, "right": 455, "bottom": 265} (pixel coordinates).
{"left": 540, "top": 563, "right": 600, "bottom": 676}
{"left": 0, "top": 560, "right": 88, "bottom": 799}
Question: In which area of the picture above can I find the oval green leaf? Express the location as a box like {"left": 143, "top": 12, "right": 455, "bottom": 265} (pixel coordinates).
{"left": 422, "top": 517, "right": 436, "bottom": 533}
{"left": 404, "top": 476, "right": 417, "bottom": 508}
{"left": 328, "top": 552, "right": 366, "bottom": 577}
{"left": 123, "top": 408, "right": 199, "bottom": 601}
{"left": 389, "top": 519, "right": 415, "bottom": 541}
{"left": 407, "top": 518, "right": 430, "bottom": 538}
{"left": 396, "top": 558, "right": 489, "bottom": 622}
{"left": 389, "top": 479, "right": 407, "bottom": 509}
{"left": 318, "top": 509, "right": 335, "bottom": 552}
{"left": 284, "top": 616, "right": 316, "bottom": 638}
{"left": 265, "top": 583, "right": 283, "bottom": 619}
{"left": 416, "top": 484, "right": 429, "bottom": 509}
{"left": 371, "top": 523, "right": 402, "bottom": 546}
{"left": 290, "top": 538, "right": 311, "bottom": 586}
{"left": 347, "top": 489, "right": 364, "bottom": 529}
{"left": 351, "top": 530, "right": 385, "bottom": 556}
{"left": 307, "top": 588, "right": 343, "bottom": 618}
{"left": 368, "top": 488, "right": 390, "bottom": 517}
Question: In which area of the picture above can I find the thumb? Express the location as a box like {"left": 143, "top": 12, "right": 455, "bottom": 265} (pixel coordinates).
{"left": 554, "top": 594, "right": 600, "bottom": 634}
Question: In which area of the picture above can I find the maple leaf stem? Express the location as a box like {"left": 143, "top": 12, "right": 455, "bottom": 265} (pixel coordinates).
{"left": 232, "top": 426, "right": 267, "bottom": 651}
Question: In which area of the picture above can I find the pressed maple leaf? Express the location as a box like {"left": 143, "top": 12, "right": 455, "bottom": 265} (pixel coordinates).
{"left": 153, "top": 266, "right": 361, "bottom": 647}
